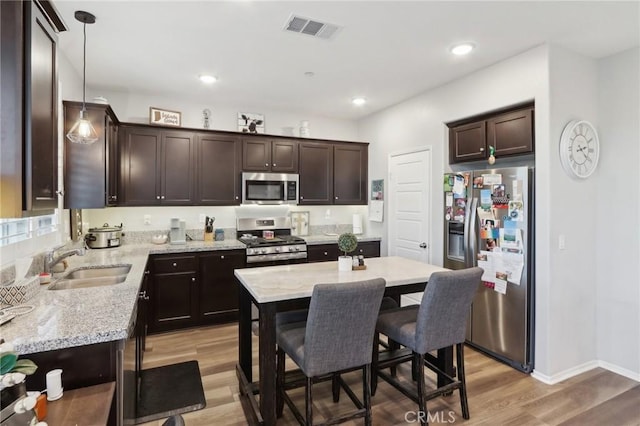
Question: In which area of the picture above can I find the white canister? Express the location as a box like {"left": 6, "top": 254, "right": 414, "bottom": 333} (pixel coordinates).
{"left": 352, "top": 214, "right": 363, "bottom": 235}
{"left": 46, "top": 368, "right": 63, "bottom": 401}
{"left": 338, "top": 256, "right": 352, "bottom": 272}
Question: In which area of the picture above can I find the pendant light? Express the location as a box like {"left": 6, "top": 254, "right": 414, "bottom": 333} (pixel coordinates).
{"left": 66, "top": 11, "right": 99, "bottom": 144}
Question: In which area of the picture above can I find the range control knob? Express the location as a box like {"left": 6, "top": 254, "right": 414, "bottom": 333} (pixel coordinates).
{"left": 274, "top": 247, "right": 281, "bottom": 253}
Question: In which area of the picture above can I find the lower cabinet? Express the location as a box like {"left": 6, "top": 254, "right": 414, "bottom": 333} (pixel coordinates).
{"left": 148, "top": 250, "right": 245, "bottom": 334}
{"left": 307, "top": 241, "right": 380, "bottom": 263}
{"left": 199, "top": 250, "right": 244, "bottom": 324}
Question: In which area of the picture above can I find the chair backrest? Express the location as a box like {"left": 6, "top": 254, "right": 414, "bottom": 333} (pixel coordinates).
{"left": 415, "top": 267, "right": 483, "bottom": 354}
{"left": 302, "top": 278, "right": 386, "bottom": 377}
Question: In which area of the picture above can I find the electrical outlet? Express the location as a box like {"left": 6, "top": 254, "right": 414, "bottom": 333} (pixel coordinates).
{"left": 144, "top": 215, "right": 151, "bottom": 226}
{"left": 199, "top": 214, "right": 206, "bottom": 224}
{"left": 558, "top": 234, "right": 565, "bottom": 250}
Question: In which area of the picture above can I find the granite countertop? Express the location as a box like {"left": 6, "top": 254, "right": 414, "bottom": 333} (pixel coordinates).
{"left": 1, "top": 234, "right": 380, "bottom": 355}
{"left": 235, "top": 256, "right": 446, "bottom": 304}
{"left": 303, "top": 234, "right": 381, "bottom": 245}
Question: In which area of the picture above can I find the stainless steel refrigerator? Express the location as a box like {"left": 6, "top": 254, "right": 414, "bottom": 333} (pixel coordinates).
{"left": 443, "top": 166, "right": 534, "bottom": 373}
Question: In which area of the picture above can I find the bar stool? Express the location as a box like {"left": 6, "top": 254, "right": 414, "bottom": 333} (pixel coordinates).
{"left": 372, "top": 267, "right": 483, "bottom": 425}
{"left": 276, "top": 278, "right": 386, "bottom": 425}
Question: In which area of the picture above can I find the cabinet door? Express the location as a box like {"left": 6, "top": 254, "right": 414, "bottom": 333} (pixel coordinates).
{"left": 334, "top": 144, "right": 367, "bottom": 205}
{"left": 106, "top": 114, "right": 119, "bottom": 205}
{"left": 271, "top": 139, "right": 298, "bottom": 172}
{"left": 25, "top": 1, "right": 58, "bottom": 211}
{"left": 449, "top": 121, "right": 486, "bottom": 163}
{"left": 161, "top": 131, "right": 194, "bottom": 204}
{"left": 63, "top": 103, "right": 106, "bottom": 209}
{"left": 150, "top": 272, "right": 198, "bottom": 332}
{"left": 242, "top": 138, "right": 271, "bottom": 171}
{"left": 196, "top": 134, "right": 241, "bottom": 205}
{"left": 198, "top": 251, "right": 245, "bottom": 323}
{"left": 307, "top": 244, "right": 339, "bottom": 263}
{"left": 299, "top": 142, "right": 333, "bottom": 205}
{"left": 120, "top": 127, "right": 161, "bottom": 205}
{"left": 488, "top": 108, "right": 534, "bottom": 157}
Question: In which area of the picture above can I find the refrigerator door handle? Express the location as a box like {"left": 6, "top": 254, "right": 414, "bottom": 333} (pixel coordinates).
{"left": 468, "top": 197, "right": 478, "bottom": 267}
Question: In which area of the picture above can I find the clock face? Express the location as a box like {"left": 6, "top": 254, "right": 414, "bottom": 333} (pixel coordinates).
{"left": 559, "top": 120, "right": 600, "bottom": 179}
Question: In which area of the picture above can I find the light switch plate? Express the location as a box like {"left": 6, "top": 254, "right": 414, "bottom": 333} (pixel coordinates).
{"left": 144, "top": 215, "right": 151, "bottom": 225}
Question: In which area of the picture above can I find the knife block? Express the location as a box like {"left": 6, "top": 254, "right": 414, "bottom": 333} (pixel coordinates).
{"left": 204, "top": 231, "right": 213, "bottom": 242}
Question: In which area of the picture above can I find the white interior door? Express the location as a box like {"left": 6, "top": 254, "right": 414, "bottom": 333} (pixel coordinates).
{"left": 388, "top": 148, "right": 431, "bottom": 264}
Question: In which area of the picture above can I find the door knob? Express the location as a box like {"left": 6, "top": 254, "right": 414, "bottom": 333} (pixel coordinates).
{"left": 419, "top": 242, "right": 427, "bottom": 248}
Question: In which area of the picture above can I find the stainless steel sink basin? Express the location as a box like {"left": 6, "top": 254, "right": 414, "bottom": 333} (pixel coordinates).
{"left": 64, "top": 265, "right": 131, "bottom": 279}
{"left": 48, "top": 275, "right": 127, "bottom": 290}
{"left": 48, "top": 264, "right": 131, "bottom": 290}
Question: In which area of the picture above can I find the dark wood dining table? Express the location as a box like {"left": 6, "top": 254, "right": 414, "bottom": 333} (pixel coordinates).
{"left": 234, "top": 256, "right": 452, "bottom": 425}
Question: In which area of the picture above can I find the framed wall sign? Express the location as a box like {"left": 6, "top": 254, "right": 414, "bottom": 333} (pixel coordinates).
{"left": 149, "top": 107, "right": 181, "bottom": 127}
{"left": 238, "top": 112, "right": 265, "bottom": 133}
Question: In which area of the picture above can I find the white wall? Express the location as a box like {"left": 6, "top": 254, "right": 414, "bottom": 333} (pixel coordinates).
{"left": 595, "top": 47, "right": 640, "bottom": 377}
{"left": 81, "top": 89, "right": 359, "bottom": 142}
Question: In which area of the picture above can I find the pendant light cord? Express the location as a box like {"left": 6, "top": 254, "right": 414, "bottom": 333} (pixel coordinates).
{"left": 82, "top": 21, "right": 87, "bottom": 111}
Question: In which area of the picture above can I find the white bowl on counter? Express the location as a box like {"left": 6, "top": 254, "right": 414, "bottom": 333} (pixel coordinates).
{"left": 151, "top": 234, "right": 168, "bottom": 245}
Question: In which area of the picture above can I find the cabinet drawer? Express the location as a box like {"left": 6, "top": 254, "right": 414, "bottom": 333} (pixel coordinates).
{"left": 307, "top": 244, "right": 339, "bottom": 263}
{"left": 350, "top": 241, "right": 380, "bottom": 258}
{"left": 153, "top": 255, "right": 197, "bottom": 274}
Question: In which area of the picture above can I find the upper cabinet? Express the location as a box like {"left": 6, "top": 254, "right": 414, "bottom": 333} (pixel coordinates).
{"left": 195, "top": 133, "right": 241, "bottom": 205}
{"left": 0, "top": 1, "right": 66, "bottom": 217}
{"left": 242, "top": 137, "right": 298, "bottom": 172}
{"left": 119, "top": 126, "right": 195, "bottom": 206}
{"left": 299, "top": 141, "right": 368, "bottom": 205}
{"left": 63, "top": 101, "right": 119, "bottom": 208}
{"left": 448, "top": 103, "right": 534, "bottom": 164}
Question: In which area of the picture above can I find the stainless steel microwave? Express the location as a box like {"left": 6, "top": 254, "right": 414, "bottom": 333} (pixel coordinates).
{"left": 241, "top": 172, "right": 299, "bottom": 205}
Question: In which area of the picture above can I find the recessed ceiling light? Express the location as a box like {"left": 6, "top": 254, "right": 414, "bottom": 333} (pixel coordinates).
{"left": 304, "top": 71, "right": 315, "bottom": 77}
{"left": 352, "top": 97, "right": 366, "bottom": 106}
{"left": 450, "top": 43, "right": 475, "bottom": 56}
{"left": 199, "top": 75, "right": 217, "bottom": 84}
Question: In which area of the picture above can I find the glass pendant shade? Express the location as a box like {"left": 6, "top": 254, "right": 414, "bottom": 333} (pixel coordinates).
{"left": 66, "top": 109, "right": 99, "bottom": 144}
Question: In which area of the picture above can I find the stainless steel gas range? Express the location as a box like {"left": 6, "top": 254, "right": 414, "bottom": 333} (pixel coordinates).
{"left": 236, "top": 216, "right": 307, "bottom": 265}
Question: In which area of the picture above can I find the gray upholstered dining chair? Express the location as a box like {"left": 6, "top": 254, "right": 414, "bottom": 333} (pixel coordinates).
{"left": 276, "top": 278, "right": 386, "bottom": 425}
{"left": 372, "top": 267, "right": 483, "bottom": 425}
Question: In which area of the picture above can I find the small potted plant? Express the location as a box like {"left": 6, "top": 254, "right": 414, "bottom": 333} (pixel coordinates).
{"left": 337, "top": 232, "right": 358, "bottom": 271}
{"left": 0, "top": 342, "right": 37, "bottom": 407}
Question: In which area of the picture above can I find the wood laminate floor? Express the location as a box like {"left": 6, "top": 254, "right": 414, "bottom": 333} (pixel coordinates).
{"left": 138, "top": 324, "right": 640, "bottom": 426}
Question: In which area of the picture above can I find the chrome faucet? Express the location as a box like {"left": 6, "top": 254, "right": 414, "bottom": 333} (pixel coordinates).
{"left": 44, "top": 245, "right": 85, "bottom": 273}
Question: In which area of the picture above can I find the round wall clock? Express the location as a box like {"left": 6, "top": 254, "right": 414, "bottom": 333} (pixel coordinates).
{"left": 559, "top": 120, "right": 600, "bottom": 179}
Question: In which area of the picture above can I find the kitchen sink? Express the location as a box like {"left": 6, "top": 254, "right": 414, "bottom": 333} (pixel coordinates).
{"left": 48, "top": 264, "right": 131, "bottom": 290}
{"left": 64, "top": 265, "right": 131, "bottom": 279}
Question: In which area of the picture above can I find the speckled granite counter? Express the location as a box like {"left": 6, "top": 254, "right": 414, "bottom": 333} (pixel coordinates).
{"left": 303, "top": 234, "right": 381, "bottom": 245}
{"left": 2, "top": 239, "right": 245, "bottom": 355}
{"left": 1, "top": 234, "right": 380, "bottom": 355}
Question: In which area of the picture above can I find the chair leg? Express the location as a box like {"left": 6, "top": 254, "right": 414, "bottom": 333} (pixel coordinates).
{"left": 306, "top": 376, "right": 313, "bottom": 425}
{"left": 276, "top": 347, "right": 285, "bottom": 418}
{"left": 371, "top": 332, "right": 379, "bottom": 396}
{"left": 363, "top": 364, "right": 372, "bottom": 426}
{"left": 415, "top": 352, "right": 428, "bottom": 426}
{"left": 332, "top": 373, "right": 340, "bottom": 402}
{"left": 456, "top": 343, "right": 470, "bottom": 420}
{"left": 389, "top": 338, "right": 399, "bottom": 377}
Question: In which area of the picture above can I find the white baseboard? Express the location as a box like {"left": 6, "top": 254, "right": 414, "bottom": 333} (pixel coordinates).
{"left": 531, "top": 360, "right": 640, "bottom": 384}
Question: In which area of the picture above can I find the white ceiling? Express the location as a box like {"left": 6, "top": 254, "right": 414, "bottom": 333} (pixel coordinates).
{"left": 53, "top": 1, "right": 640, "bottom": 121}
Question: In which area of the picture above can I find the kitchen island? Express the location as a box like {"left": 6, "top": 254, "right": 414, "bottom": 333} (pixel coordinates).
{"left": 234, "top": 256, "right": 449, "bottom": 425}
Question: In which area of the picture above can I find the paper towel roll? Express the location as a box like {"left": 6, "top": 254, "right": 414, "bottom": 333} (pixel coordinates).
{"left": 352, "top": 214, "right": 363, "bottom": 235}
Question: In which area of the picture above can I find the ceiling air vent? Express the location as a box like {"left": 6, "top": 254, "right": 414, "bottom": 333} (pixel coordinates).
{"left": 284, "top": 14, "right": 341, "bottom": 40}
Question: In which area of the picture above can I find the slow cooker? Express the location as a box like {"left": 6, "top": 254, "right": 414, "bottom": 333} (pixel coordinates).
{"left": 85, "top": 223, "right": 123, "bottom": 249}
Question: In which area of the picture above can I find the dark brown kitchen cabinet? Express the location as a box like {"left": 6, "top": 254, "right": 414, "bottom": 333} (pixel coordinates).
{"left": 119, "top": 126, "right": 195, "bottom": 205}
{"left": 149, "top": 254, "right": 198, "bottom": 333}
{"left": 195, "top": 133, "right": 241, "bottom": 205}
{"left": 63, "top": 101, "right": 119, "bottom": 208}
{"left": 198, "top": 250, "right": 245, "bottom": 323}
{"left": 298, "top": 142, "right": 334, "bottom": 204}
{"left": 242, "top": 137, "right": 298, "bottom": 172}
{"left": 1, "top": 1, "right": 66, "bottom": 217}
{"left": 307, "top": 240, "right": 380, "bottom": 263}
{"left": 333, "top": 143, "right": 367, "bottom": 205}
{"left": 448, "top": 103, "right": 534, "bottom": 164}
{"left": 487, "top": 108, "right": 534, "bottom": 157}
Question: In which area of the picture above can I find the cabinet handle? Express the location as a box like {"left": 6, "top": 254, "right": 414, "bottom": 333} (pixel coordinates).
{"left": 161, "top": 195, "right": 165, "bottom": 200}
{"left": 235, "top": 196, "right": 239, "bottom": 200}
{"left": 172, "top": 262, "right": 177, "bottom": 267}
{"left": 479, "top": 147, "right": 485, "bottom": 152}
{"left": 323, "top": 252, "right": 328, "bottom": 256}
{"left": 359, "top": 249, "right": 363, "bottom": 253}
{"left": 35, "top": 197, "right": 55, "bottom": 201}
{"left": 191, "top": 277, "right": 196, "bottom": 282}
{"left": 156, "top": 196, "right": 160, "bottom": 200}
{"left": 220, "top": 255, "right": 225, "bottom": 259}
{"left": 144, "top": 270, "right": 150, "bottom": 275}
{"left": 335, "top": 196, "right": 339, "bottom": 200}
{"left": 265, "top": 163, "right": 269, "bottom": 167}
{"left": 273, "top": 163, "right": 276, "bottom": 167}
{"left": 300, "top": 196, "right": 304, "bottom": 200}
